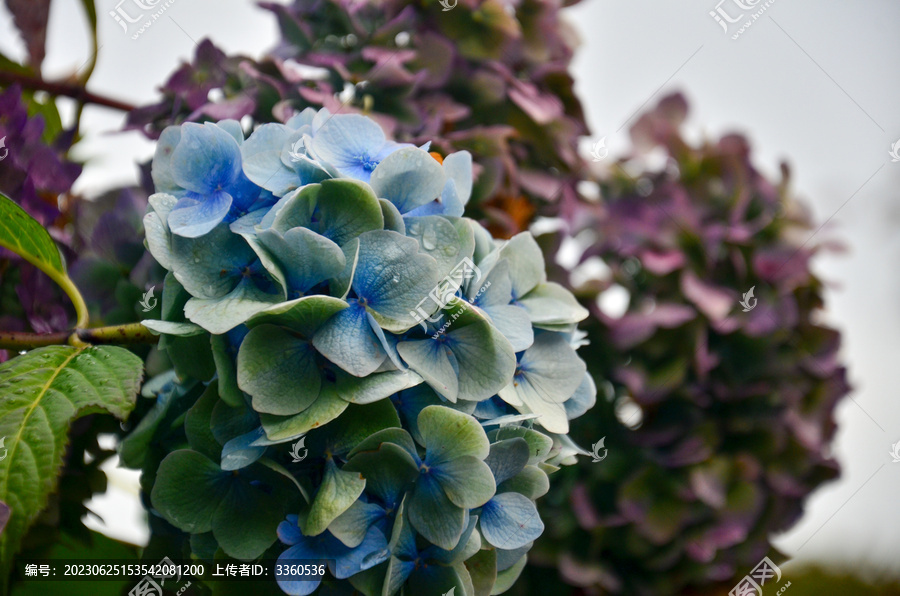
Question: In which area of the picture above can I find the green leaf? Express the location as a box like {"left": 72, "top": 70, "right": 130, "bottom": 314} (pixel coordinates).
{"left": 77, "top": 0, "right": 99, "bottom": 83}
{"left": 0, "top": 345, "right": 143, "bottom": 577}
{"left": 303, "top": 458, "right": 366, "bottom": 536}
{"left": 0, "top": 193, "right": 89, "bottom": 327}
{"left": 0, "top": 191, "right": 62, "bottom": 275}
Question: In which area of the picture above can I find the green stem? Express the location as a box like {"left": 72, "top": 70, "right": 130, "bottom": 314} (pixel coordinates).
{"left": 0, "top": 323, "right": 159, "bottom": 350}
{"left": 54, "top": 273, "right": 90, "bottom": 329}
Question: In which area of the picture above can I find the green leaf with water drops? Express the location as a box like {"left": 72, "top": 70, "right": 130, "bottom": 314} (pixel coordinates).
{"left": 0, "top": 345, "right": 143, "bottom": 582}
{"left": 0, "top": 192, "right": 89, "bottom": 326}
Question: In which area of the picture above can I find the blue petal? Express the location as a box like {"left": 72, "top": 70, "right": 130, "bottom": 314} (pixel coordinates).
{"left": 258, "top": 227, "right": 345, "bottom": 295}
{"left": 482, "top": 304, "right": 534, "bottom": 353}
{"left": 227, "top": 170, "right": 263, "bottom": 214}
{"left": 332, "top": 524, "right": 390, "bottom": 579}
{"left": 168, "top": 191, "right": 233, "bottom": 238}
{"left": 311, "top": 114, "right": 387, "bottom": 181}
{"left": 312, "top": 302, "right": 388, "bottom": 377}
{"left": 241, "top": 123, "right": 299, "bottom": 196}
{"left": 220, "top": 427, "right": 267, "bottom": 471}
{"left": 370, "top": 147, "right": 446, "bottom": 214}
{"left": 472, "top": 397, "right": 510, "bottom": 420}
{"left": 442, "top": 151, "right": 473, "bottom": 206}
{"left": 276, "top": 544, "right": 323, "bottom": 596}
{"left": 286, "top": 107, "right": 318, "bottom": 130}
{"left": 151, "top": 126, "right": 183, "bottom": 195}
{"left": 277, "top": 515, "right": 304, "bottom": 546}
{"left": 480, "top": 492, "right": 544, "bottom": 549}
{"left": 171, "top": 122, "right": 242, "bottom": 194}
{"left": 564, "top": 372, "right": 597, "bottom": 420}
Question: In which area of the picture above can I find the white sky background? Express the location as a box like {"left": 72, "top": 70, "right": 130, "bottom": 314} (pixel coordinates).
{"left": 0, "top": 0, "right": 898, "bottom": 577}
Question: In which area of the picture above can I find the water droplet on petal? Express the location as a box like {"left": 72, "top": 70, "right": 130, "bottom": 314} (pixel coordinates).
{"left": 421, "top": 228, "right": 437, "bottom": 251}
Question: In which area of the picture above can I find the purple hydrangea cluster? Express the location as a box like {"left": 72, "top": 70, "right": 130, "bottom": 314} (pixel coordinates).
{"left": 126, "top": 0, "right": 588, "bottom": 237}
{"left": 528, "top": 95, "right": 849, "bottom": 595}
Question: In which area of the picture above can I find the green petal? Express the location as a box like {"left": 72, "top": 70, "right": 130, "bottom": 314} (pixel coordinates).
{"left": 517, "top": 281, "right": 588, "bottom": 326}
{"left": 418, "top": 406, "right": 490, "bottom": 465}
{"left": 344, "top": 442, "right": 419, "bottom": 506}
{"left": 259, "top": 383, "right": 349, "bottom": 441}
{"left": 304, "top": 458, "right": 366, "bottom": 536}
{"left": 432, "top": 456, "right": 496, "bottom": 508}
{"left": 408, "top": 474, "right": 466, "bottom": 551}
{"left": 237, "top": 324, "right": 321, "bottom": 416}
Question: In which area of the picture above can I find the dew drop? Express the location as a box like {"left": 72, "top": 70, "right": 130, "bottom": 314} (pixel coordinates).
{"left": 421, "top": 228, "right": 437, "bottom": 251}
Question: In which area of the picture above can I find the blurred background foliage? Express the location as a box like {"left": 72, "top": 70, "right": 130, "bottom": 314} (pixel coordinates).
{"left": 0, "top": 0, "right": 874, "bottom": 594}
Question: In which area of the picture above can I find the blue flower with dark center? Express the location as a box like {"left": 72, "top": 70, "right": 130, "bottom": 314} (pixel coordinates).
{"left": 153, "top": 120, "right": 263, "bottom": 238}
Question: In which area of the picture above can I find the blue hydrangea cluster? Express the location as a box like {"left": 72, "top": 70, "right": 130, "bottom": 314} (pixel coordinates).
{"left": 141, "top": 109, "right": 595, "bottom": 595}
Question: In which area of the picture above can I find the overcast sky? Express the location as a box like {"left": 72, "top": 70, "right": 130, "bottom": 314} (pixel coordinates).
{"left": 1, "top": 0, "right": 898, "bottom": 576}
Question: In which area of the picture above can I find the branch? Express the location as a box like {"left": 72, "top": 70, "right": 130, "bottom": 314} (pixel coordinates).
{"left": 0, "top": 71, "right": 136, "bottom": 112}
{"left": 0, "top": 323, "right": 159, "bottom": 350}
